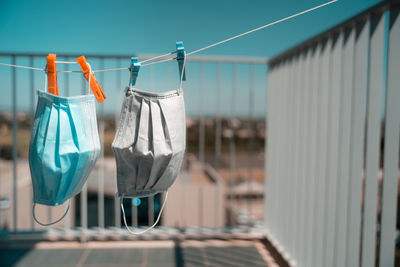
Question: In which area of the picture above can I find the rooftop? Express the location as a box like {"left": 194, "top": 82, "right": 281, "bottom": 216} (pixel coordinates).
{"left": 1, "top": 239, "right": 282, "bottom": 267}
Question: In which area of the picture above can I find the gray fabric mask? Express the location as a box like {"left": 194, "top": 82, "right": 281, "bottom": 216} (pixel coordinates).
{"left": 112, "top": 53, "right": 187, "bottom": 234}
{"left": 112, "top": 86, "right": 186, "bottom": 198}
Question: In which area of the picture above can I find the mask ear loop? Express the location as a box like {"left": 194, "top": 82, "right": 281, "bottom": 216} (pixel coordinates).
{"left": 120, "top": 191, "right": 169, "bottom": 235}
{"left": 178, "top": 52, "right": 186, "bottom": 95}
{"left": 87, "top": 63, "right": 92, "bottom": 95}
{"left": 32, "top": 200, "right": 71, "bottom": 227}
{"left": 44, "top": 67, "right": 48, "bottom": 93}
{"left": 129, "top": 66, "right": 133, "bottom": 91}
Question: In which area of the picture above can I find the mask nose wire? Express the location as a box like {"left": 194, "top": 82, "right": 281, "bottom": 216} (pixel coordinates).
{"left": 120, "top": 191, "right": 169, "bottom": 235}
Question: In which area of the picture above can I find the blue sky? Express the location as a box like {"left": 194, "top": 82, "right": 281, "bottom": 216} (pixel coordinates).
{"left": 0, "top": 0, "right": 382, "bottom": 117}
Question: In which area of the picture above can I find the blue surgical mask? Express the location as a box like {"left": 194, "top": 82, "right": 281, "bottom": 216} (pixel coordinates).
{"left": 29, "top": 72, "right": 100, "bottom": 226}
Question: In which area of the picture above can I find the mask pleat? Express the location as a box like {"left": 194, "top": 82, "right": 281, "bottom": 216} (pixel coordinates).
{"left": 151, "top": 96, "right": 186, "bottom": 190}
{"left": 144, "top": 100, "right": 173, "bottom": 190}
{"left": 36, "top": 101, "right": 55, "bottom": 201}
{"left": 134, "top": 98, "right": 153, "bottom": 190}
{"left": 46, "top": 102, "right": 62, "bottom": 201}
{"left": 57, "top": 103, "right": 79, "bottom": 199}
{"left": 84, "top": 100, "right": 100, "bottom": 183}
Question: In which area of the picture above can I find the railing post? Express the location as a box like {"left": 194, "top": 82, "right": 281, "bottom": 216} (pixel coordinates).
{"left": 215, "top": 62, "right": 221, "bottom": 227}
{"left": 29, "top": 55, "right": 35, "bottom": 231}
{"left": 12, "top": 55, "right": 17, "bottom": 232}
{"left": 114, "top": 58, "right": 122, "bottom": 229}
{"left": 80, "top": 75, "right": 88, "bottom": 242}
{"left": 230, "top": 63, "right": 237, "bottom": 227}
{"left": 98, "top": 58, "right": 105, "bottom": 230}
{"left": 64, "top": 56, "right": 72, "bottom": 231}
{"left": 148, "top": 65, "right": 155, "bottom": 226}
{"left": 198, "top": 62, "right": 205, "bottom": 228}
{"left": 247, "top": 64, "right": 255, "bottom": 227}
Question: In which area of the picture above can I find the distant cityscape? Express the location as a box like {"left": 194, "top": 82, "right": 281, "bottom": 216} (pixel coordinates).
{"left": 0, "top": 111, "right": 266, "bottom": 230}
{"left": 0, "top": 112, "right": 266, "bottom": 160}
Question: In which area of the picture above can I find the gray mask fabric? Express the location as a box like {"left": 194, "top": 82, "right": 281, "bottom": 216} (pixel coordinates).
{"left": 112, "top": 87, "right": 186, "bottom": 198}
{"left": 112, "top": 53, "right": 187, "bottom": 234}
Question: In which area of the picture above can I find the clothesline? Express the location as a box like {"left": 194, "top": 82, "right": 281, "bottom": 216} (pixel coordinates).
{"left": 0, "top": 0, "right": 338, "bottom": 73}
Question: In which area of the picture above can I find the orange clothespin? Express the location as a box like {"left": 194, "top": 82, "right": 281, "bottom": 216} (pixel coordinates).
{"left": 46, "top": 53, "right": 59, "bottom": 95}
{"left": 76, "top": 56, "right": 106, "bottom": 103}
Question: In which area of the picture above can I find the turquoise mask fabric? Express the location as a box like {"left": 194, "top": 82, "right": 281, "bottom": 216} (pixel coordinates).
{"left": 29, "top": 90, "right": 100, "bottom": 206}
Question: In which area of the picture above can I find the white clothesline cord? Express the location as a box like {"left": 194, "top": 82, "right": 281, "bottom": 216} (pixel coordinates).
{"left": 55, "top": 61, "right": 78, "bottom": 64}
{"left": 0, "top": 0, "right": 338, "bottom": 72}
{"left": 138, "top": 0, "right": 338, "bottom": 66}
{"left": 140, "top": 51, "right": 176, "bottom": 63}
{"left": 94, "top": 67, "right": 129, "bottom": 73}
{"left": 93, "top": 52, "right": 178, "bottom": 72}
{"left": 58, "top": 70, "right": 82, "bottom": 73}
{"left": 0, "top": 62, "right": 44, "bottom": 71}
{"left": 0, "top": 52, "right": 174, "bottom": 73}
{"left": 187, "top": 0, "right": 338, "bottom": 56}
{"left": 92, "top": 52, "right": 178, "bottom": 72}
{"left": 130, "top": 0, "right": 339, "bottom": 67}
{"left": 142, "top": 57, "right": 176, "bottom": 67}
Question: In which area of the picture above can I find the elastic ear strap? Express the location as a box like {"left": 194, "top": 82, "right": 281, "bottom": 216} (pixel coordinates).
{"left": 87, "top": 63, "right": 92, "bottom": 95}
{"left": 32, "top": 200, "right": 70, "bottom": 227}
{"left": 178, "top": 52, "right": 186, "bottom": 94}
{"left": 129, "top": 68, "right": 133, "bottom": 90}
{"left": 120, "top": 191, "right": 169, "bottom": 235}
{"left": 44, "top": 69, "right": 48, "bottom": 93}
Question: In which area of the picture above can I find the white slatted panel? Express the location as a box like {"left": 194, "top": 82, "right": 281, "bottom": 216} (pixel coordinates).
{"left": 361, "top": 11, "right": 385, "bottom": 267}
{"left": 302, "top": 48, "right": 313, "bottom": 267}
{"left": 297, "top": 50, "right": 307, "bottom": 266}
{"left": 302, "top": 49, "right": 312, "bottom": 267}
{"left": 316, "top": 38, "right": 331, "bottom": 267}
{"left": 379, "top": 5, "right": 400, "bottom": 267}
{"left": 282, "top": 58, "right": 291, "bottom": 253}
{"left": 324, "top": 31, "right": 342, "bottom": 267}
{"left": 292, "top": 53, "right": 302, "bottom": 265}
{"left": 307, "top": 44, "right": 320, "bottom": 267}
{"left": 310, "top": 43, "right": 323, "bottom": 267}
{"left": 346, "top": 18, "right": 369, "bottom": 267}
{"left": 335, "top": 26, "right": 355, "bottom": 267}
{"left": 287, "top": 56, "right": 296, "bottom": 258}
{"left": 265, "top": 4, "right": 399, "bottom": 267}
{"left": 275, "top": 60, "right": 284, "bottom": 247}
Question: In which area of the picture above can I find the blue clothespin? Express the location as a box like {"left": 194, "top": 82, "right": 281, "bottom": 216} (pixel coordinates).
{"left": 176, "top": 41, "right": 186, "bottom": 81}
{"left": 130, "top": 57, "right": 141, "bottom": 86}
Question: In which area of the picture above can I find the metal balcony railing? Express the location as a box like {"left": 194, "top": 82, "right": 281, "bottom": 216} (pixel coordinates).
{"left": 0, "top": 53, "right": 268, "bottom": 241}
